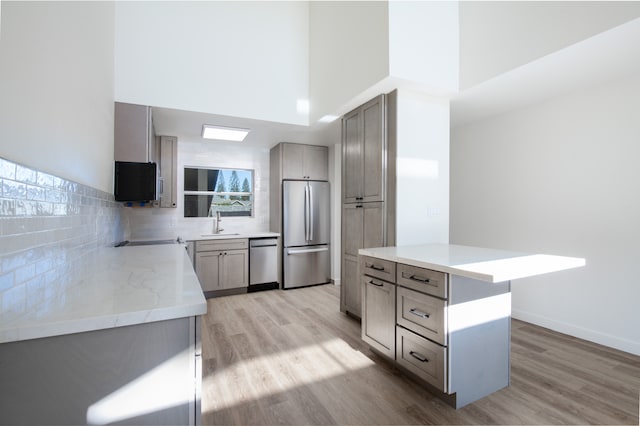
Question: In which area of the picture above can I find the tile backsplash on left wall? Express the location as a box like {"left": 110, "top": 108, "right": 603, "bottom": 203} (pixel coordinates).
{"left": 0, "top": 157, "right": 125, "bottom": 315}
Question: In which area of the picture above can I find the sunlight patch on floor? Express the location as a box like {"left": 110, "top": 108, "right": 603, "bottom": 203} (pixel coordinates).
{"left": 202, "top": 337, "right": 374, "bottom": 412}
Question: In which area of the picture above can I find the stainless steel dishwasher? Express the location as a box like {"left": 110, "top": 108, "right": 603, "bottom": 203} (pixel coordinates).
{"left": 249, "top": 238, "right": 279, "bottom": 292}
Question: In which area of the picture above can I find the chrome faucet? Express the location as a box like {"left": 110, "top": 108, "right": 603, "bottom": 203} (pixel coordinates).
{"left": 213, "top": 211, "right": 224, "bottom": 234}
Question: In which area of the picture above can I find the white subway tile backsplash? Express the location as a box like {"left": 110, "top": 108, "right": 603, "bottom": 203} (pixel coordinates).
{"left": 36, "top": 171, "right": 54, "bottom": 188}
{"left": 2, "top": 283, "right": 26, "bottom": 317}
{"left": 0, "top": 156, "right": 125, "bottom": 309}
{"left": 26, "top": 185, "right": 46, "bottom": 201}
{"left": 16, "top": 200, "right": 36, "bottom": 216}
{"left": 0, "top": 198, "right": 15, "bottom": 216}
{"left": 0, "top": 159, "right": 16, "bottom": 180}
{"left": 0, "top": 273, "right": 13, "bottom": 292}
{"left": 16, "top": 165, "right": 37, "bottom": 184}
{"left": 2, "top": 180, "right": 26, "bottom": 199}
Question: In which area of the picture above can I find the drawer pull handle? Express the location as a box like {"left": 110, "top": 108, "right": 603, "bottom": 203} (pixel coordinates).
{"left": 368, "top": 264, "right": 385, "bottom": 271}
{"left": 409, "top": 275, "right": 430, "bottom": 283}
{"left": 409, "top": 351, "right": 429, "bottom": 363}
{"left": 409, "top": 308, "right": 430, "bottom": 319}
{"left": 369, "top": 280, "right": 384, "bottom": 287}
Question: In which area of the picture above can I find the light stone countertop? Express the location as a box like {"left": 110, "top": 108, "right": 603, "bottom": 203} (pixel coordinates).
{"left": 359, "top": 243, "right": 585, "bottom": 283}
{"left": 0, "top": 244, "right": 207, "bottom": 344}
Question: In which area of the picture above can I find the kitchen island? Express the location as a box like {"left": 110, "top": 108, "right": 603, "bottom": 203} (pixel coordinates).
{"left": 358, "top": 243, "right": 585, "bottom": 408}
{"left": 0, "top": 244, "right": 206, "bottom": 425}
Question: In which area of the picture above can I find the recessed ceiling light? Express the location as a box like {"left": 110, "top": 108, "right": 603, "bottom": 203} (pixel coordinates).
{"left": 202, "top": 125, "right": 250, "bottom": 141}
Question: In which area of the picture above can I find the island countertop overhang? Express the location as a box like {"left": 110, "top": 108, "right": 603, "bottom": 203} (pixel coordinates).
{"left": 359, "top": 243, "right": 585, "bottom": 283}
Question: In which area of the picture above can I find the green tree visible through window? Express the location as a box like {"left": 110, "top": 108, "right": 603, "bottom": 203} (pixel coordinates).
{"left": 229, "top": 171, "right": 240, "bottom": 200}
{"left": 215, "top": 173, "right": 226, "bottom": 192}
{"left": 183, "top": 167, "right": 253, "bottom": 218}
{"left": 241, "top": 177, "right": 250, "bottom": 201}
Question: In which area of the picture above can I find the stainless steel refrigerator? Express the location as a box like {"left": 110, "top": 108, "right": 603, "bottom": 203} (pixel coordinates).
{"left": 282, "top": 180, "right": 330, "bottom": 289}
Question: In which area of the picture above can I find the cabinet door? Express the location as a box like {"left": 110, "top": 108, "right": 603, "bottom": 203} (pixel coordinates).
{"left": 195, "top": 251, "right": 221, "bottom": 292}
{"left": 342, "top": 204, "right": 363, "bottom": 257}
{"left": 303, "top": 145, "right": 328, "bottom": 180}
{"left": 362, "top": 95, "right": 385, "bottom": 202}
{"left": 159, "top": 136, "right": 177, "bottom": 208}
{"left": 220, "top": 249, "right": 248, "bottom": 289}
{"left": 342, "top": 109, "right": 362, "bottom": 203}
{"left": 342, "top": 256, "right": 361, "bottom": 317}
{"left": 362, "top": 276, "right": 396, "bottom": 358}
{"left": 114, "top": 102, "right": 152, "bottom": 163}
{"left": 363, "top": 202, "right": 385, "bottom": 249}
{"left": 281, "top": 143, "right": 305, "bottom": 180}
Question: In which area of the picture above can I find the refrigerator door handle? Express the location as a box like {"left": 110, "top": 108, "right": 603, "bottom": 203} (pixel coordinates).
{"left": 309, "top": 183, "right": 314, "bottom": 241}
{"left": 304, "top": 185, "right": 310, "bottom": 241}
{"left": 287, "top": 247, "right": 329, "bottom": 255}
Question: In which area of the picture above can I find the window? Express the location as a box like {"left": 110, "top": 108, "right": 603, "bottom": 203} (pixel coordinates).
{"left": 183, "top": 167, "right": 253, "bottom": 218}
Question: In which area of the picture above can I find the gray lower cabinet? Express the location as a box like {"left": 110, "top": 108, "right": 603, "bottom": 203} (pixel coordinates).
{"left": 341, "top": 202, "right": 384, "bottom": 317}
{"left": 195, "top": 239, "right": 248, "bottom": 295}
{"left": 0, "top": 317, "right": 202, "bottom": 426}
{"left": 396, "top": 326, "right": 447, "bottom": 392}
{"left": 361, "top": 275, "right": 396, "bottom": 358}
{"left": 359, "top": 254, "right": 512, "bottom": 409}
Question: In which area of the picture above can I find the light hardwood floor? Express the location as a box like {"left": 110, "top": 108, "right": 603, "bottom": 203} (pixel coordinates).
{"left": 201, "top": 284, "right": 640, "bottom": 425}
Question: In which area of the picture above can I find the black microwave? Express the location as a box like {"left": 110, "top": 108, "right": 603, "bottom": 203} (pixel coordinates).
{"left": 114, "top": 161, "right": 157, "bottom": 202}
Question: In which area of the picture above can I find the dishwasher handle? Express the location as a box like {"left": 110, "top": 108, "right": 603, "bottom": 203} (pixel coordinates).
{"left": 250, "top": 239, "right": 278, "bottom": 248}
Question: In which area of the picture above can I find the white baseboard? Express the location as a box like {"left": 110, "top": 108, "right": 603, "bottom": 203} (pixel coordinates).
{"left": 331, "top": 279, "right": 341, "bottom": 286}
{"left": 512, "top": 309, "right": 640, "bottom": 356}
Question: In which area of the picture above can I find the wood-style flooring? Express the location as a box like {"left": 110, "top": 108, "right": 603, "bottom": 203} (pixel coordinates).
{"left": 201, "top": 284, "right": 640, "bottom": 425}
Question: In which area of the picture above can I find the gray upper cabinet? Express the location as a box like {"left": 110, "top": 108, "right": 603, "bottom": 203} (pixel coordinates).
{"left": 114, "top": 102, "right": 178, "bottom": 208}
{"left": 342, "top": 94, "right": 385, "bottom": 203}
{"left": 280, "top": 142, "right": 328, "bottom": 181}
{"left": 114, "top": 102, "right": 155, "bottom": 163}
{"left": 270, "top": 141, "right": 329, "bottom": 247}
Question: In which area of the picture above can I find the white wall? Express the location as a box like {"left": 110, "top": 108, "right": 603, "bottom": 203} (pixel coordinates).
{"left": 459, "top": 1, "right": 640, "bottom": 89}
{"left": 450, "top": 73, "right": 640, "bottom": 355}
{"left": 0, "top": 1, "right": 115, "bottom": 192}
{"left": 388, "top": 1, "right": 458, "bottom": 95}
{"left": 309, "top": 1, "right": 389, "bottom": 122}
{"left": 124, "top": 139, "right": 270, "bottom": 240}
{"left": 115, "top": 1, "right": 309, "bottom": 126}
{"left": 395, "top": 90, "right": 449, "bottom": 245}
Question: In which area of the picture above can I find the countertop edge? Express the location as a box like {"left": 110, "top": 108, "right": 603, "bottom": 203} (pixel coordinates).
{"left": 0, "top": 302, "right": 207, "bottom": 345}
{"left": 359, "top": 245, "right": 586, "bottom": 283}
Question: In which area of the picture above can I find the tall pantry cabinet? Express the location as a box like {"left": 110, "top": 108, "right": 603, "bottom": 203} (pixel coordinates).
{"left": 340, "top": 93, "right": 396, "bottom": 317}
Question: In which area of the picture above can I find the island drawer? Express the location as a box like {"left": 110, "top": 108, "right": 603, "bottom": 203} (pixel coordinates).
{"left": 397, "top": 264, "right": 447, "bottom": 299}
{"left": 396, "top": 286, "right": 447, "bottom": 346}
{"left": 396, "top": 326, "right": 447, "bottom": 392}
{"left": 361, "top": 256, "right": 396, "bottom": 282}
{"left": 196, "top": 238, "right": 248, "bottom": 252}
